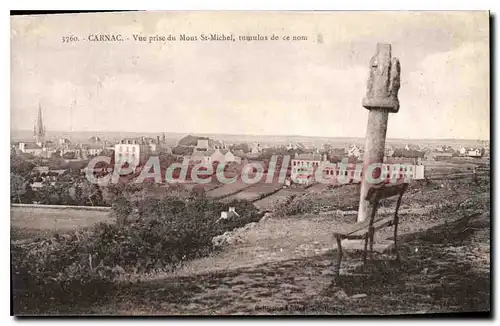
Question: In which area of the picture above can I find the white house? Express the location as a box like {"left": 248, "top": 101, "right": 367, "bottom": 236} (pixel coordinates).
{"left": 114, "top": 141, "right": 144, "bottom": 167}
{"left": 190, "top": 150, "right": 214, "bottom": 165}
{"left": 250, "top": 143, "right": 263, "bottom": 154}
{"left": 217, "top": 207, "right": 240, "bottom": 223}
{"left": 347, "top": 144, "right": 363, "bottom": 158}
{"left": 467, "top": 148, "right": 482, "bottom": 158}
{"left": 18, "top": 142, "right": 44, "bottom": 157}
{"left": 291, "top": 153, "right": 326, "bottom": 185}
{"left": 210, "top": 149, "right": 226, "bottom": 163}
{"left": 195, "top": 139, "right": 211, "bottom": 151}
{"left": 190, "top": 149, "right": 241, "bottom": 165}
{"left": 405, "top": 144, "right": 420, "bottom": 151}
{"left": 345, "top": 164, "right": 425, "bottom": 183}
{"left": 219, "top": 149, "right": 240, "bottom": 164}
{"left": 287, "top": 142, "right": 298, "bottom": 151}
{"left": 84, "top": 144, "right": 104, "bottom": 157}
{"left": 58, "top": 138, "right": 71, "bottom": 146}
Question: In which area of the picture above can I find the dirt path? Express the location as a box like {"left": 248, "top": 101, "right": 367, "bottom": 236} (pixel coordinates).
{"left": 87, "top": 211, "right": 489, "bottom": 315}
{"left": 133, "top": 200, "right": 466, "bottom": 280}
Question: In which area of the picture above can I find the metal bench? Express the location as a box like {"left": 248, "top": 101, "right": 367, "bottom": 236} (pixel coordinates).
{"left": 333, "top": 182, "right": 409, "bottom": 277}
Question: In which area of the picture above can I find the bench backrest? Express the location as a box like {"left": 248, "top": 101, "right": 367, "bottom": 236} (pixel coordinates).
{"left": 365, "top": 183, "right": 408, "bottom": 203}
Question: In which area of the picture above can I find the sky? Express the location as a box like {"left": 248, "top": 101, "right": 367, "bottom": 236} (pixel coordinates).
{"left": 11, "top": 11, "right": 489, "bottom": 140}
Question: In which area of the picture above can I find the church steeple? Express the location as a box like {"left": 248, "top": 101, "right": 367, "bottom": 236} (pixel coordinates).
{"left": 34, "top": 103, "right": 45, "bottom": 146}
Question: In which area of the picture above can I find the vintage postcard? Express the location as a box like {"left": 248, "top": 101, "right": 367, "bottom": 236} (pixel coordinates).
{"left": 10, "top": 11, "right": 490, "bottom": 316}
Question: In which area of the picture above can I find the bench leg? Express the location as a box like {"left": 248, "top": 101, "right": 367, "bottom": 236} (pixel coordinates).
{"left": 393, "top": 193, "right": 403, "bottom": 262}
{"left": 336, "top": 235, "right": 343, "bottom": 278}
{"left": 363, "top": 233, "right": 369, "bottom": 266}
{"left": 368, "top": 200, "right": 378, "bottom": 261}
{"left": 369, "top": 227, "right": 375, "bottom": 260}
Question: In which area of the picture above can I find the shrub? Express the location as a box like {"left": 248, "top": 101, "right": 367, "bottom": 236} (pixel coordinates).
{"left": 11, "top": 197, "right": 260, "bottom": 313}
{"left": 91, "top": 197, "right": 261, "bottom": 272}
{"left": 11, "top": 230, "right": 119, "bottom": 313}
{"left": 272, "top": 195, "right": 315, "bottom": 218}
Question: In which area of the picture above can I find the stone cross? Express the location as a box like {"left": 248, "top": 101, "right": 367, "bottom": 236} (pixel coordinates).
{"left": 357, "top": 43, "right": 401, "bottom": 222}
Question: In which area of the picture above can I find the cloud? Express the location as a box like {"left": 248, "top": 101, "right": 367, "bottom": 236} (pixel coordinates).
{"left": 389, "top": 41, "right": 489, "bottom": 139}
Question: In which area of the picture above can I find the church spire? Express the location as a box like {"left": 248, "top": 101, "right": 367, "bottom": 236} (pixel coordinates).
{"left": 34, "top": 103, "right": 45, "bottom": 145}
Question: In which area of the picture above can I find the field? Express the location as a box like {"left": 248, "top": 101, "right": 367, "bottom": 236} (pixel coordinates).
{"left": 182, "top": 182, "right": 221, "bottom": 192}
{"left": 222, "top": 182, "right": 284, "bottom": 203}
{"left": 10, "top": 162, "right": 491, "bottom": 315}
{"left": 253, "top": 187, "right": 306, "bottom": 211}
{"left": 11, "top": 206, "right": 113, "bottom": 241}
{"left": 205, "top": 178, "right": 251, "bottom": 199}
{"left": 423, "top": 158, "right": 489, "bottom": 175}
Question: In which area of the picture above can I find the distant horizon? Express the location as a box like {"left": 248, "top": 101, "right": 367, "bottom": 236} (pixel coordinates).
{"left": 10, "top": 128, "right": 490, "bottom": 142}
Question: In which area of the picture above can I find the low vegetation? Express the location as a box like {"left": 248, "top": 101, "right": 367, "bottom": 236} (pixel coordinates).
{"left": 10, "top": 156, "right": 490, "bottom": 314}
{"left": 11, "top": 196, "right": 260, "bottom": 313}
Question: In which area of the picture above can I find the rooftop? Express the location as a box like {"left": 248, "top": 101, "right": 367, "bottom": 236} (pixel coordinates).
{"left": 294, "top": 153, "right": 323, "bottom": 161}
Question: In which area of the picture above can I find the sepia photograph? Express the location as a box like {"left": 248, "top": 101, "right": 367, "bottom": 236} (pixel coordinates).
{"left": 10, "top": 10, "right": 490, "bottom": 316}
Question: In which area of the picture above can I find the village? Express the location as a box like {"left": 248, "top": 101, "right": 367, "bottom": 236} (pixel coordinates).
{"left": 10, "top": 105, "right": 489, "bottom": 202}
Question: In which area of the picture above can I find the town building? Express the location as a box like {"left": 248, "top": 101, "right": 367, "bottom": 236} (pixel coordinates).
{"left": 286, "top": 142, "right": 305, "bottom": 151}
{"left": 18, "top": 142, "right": 44, "bottom": 156}
{"left": 189, "top": 148, "right": 240, "bottom": 165}
{"left": 250, "top": 143, "right": 263, "bottom": 154}
{"left": 61, "top": 144, "right": 84, "bottom": 159}
{"left": 385, "top": 156, "right": 420, "bottom": 166}
{"left": 384, "top": 146, "right": 395, "bottom": 158}
{"left": 190, "top": 150, "right": 214, "bottom": 165}
{"left": 156, "top": 142, "right": 172, "bottom": 154}
{"left": 88, "top": 136, "right": 102, "bottom": 143}
{"left": 467, "top": 148, "right": 482, "bottom": 158}
{"left": 83, "top": 143, "right": 105, "bottom": 157}
{"left": 405, "top": 144, "right": 421, "bottom": 151}
{"left": 195, "top": 139, "right": 211, "bottom": 151}
{"left": 346, "top": 144, "right": 363, "bottom": 159}
{"left": 58, "top": 138, "right": 71, "bottom": 146}
{"left": 291, "top": 153, "right": 327, "bottom": 185}
{"left": 232, "top": 149, "right": 246, "bottom": 160}
{"left": 217, "top": 207, "right": 239, "bottom": 223}
{"left": 114, "top": 139, "right": 152, "bottom": 167}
